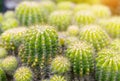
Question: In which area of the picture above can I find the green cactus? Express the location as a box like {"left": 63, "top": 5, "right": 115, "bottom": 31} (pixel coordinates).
{"left": 4, "top": 11, "right": 15, "bottom": 19}
{"left": 1, "top": 27, "right": 28, "bottom": 51}
{"left": 57, "top": 1, "right": 75, "bottom": 10}
{"left": 96, "top": 48, "right": 120, "bottom": 81}
{"left": 0, "top": 68, "right": 7, "bottom": 81}
{"left": 2, "top": 56, "right": 18, "bottom": 75}
{"left": 0, "top": 48, "right": 7, "bottom": 59}
{"left": 49, "top": 10, "right": 72, "bottom": 31}
{"left": 50, "top": 75, "right": 66, "bottom": 81}
{"left": 14, "top": 66, "right": 33, "bottom": 81}
{"left": 66, "top": 41, "right": 94, "bottom": 77}
{"left": 16, "top": 1, "right": 46, "bottom": 26}
{"left": 74, "top": 11, "right": 95, "bottom": 26}
{"left": 18, "top": 25, "right": 59, "bottom": 79}
{"left": 80, "top": 25, "right": 110, "bottom": 51}
{"left": 91, "top": 5, "right": 111, "bottom": 18}
{"left": 67, "top": 25, "right": 79, "bottom": 36}
{"left": 1, "top": 18, "right": 18, "bottom": 31}
{"left": 0, "top": 13, "right": 3, "bottom": 23}
{"left": 51, "top": 56, "right": 70, "bottom": 74}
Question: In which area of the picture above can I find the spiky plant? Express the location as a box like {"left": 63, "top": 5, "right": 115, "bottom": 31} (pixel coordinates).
{"left": 66, "top": 41, "right": 94, "bottom": 77}
{"left": 1, "top": 27, "right": 28, "bottom": 52}
{"left": 1, "top": 18, "right": 18, "bottom": 31}
{"left": 18, "top": 25, "right": 59, "bottom": 79}
{"left": 0, "top": 48, "right": 7, "bottom": 59}
{"left": 2, "top": 56, "right": 18, "bottom": 75}
{"left": 91, "top": 5, "right": 111, "bottom": 18}
{"left": 14, "top": 66, "right": 33, "bottom": 81}
{"left": 51, "top": 56, "right": 70, "bottom": 74}
{"left": 74, "top": 11, "right": 95, "bottom": 26}
{"left": 57, "top": 1, "right": 75, "bottom": 10}
{"left": 0, "top": 68, "right": 7, "bottom": 81}
{"left": 96, "top": 48, "right": 120, "bottom": 81}
{"left": 50, "top": 75, "right": 66, "bottom": 81}
{"left": 67, "top": 25, "right": 79, "bottom": 36}
{"left": 80, "top": 25, "right": 110, "bottom": 51}
{"left": 16, "top": 1, "right": 46, "bottom": 26}
{"left": 48, "top": 10, "right": 72, "bottom": 31}
{"left": 4, "top": 11, "right": 15, "bottom": 19}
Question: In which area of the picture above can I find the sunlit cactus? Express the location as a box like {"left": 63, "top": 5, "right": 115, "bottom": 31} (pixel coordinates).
{"left": 50, "top": 75, "right": 66, "bottom": 81}
{"left": 0, "top": 48, "right": 7, "bottom": 59}
{"left": 0, "top": 68, "right": 7, "bottom": 81}
{"left": 4, "top": 11, "right": 15, "bottom": 19}
{"left": 67, "top": 25, "right": 79, "bottom": 36}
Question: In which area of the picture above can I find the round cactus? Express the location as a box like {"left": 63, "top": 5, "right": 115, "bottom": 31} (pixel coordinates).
{"left": 67, "top": 25, "right": 79, "bottom": 36}
{"left": 96, "top": 48, "right": 120, "bottom": 81}
{"left": 0, "top": 68, "right": 7, "bottom": 81}
{"left": 0, "top": 48, "right": 7, "bottom": 59}
{"left": 14, "top": 66, "right": 33, "bottom": 81}
{"left": 0, "top": 13, "right": 3, "bottom": 23}
{"left": 66, "top": 41, "right": 94, "bottom": 77}
{"left": 16, "top": 1, "right": 46, "bottom": 26}
{"left": 50, "top": 75, "right": 66, "bottom": 81}
{"left": 51, "top": 56, "right": 70, "bottom": 74}
{"left": 4, "top": 11, "right": 15, "bottom": 19}
{"left": 74, "top": 11, "right": 95, "bottom": 26}
{"left": 1, "top": 18, "right": 18, "bottom": 31}
{"left": 91, "top": 5, "right": 111, "bottom": 18}
{"left": 57, "top": 1, "right": 75, "bottom": 10}
{"left": 80, "top": 25, "right": 110, "bottom": 51}
{"left": 2, "top": 56, "right": 18, "bottom": 75}
{"left": 1, "top": 27, "right": 28, "bottom": 51}
{"left": 49, "top": 10, "right": 72, "bottom": 31}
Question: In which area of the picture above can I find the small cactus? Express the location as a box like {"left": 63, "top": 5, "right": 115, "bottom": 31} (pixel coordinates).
{"left": 66, "top": 41, "right": 94, "bottom": 77}
{"left": 0, "top": 68, "right": 7, "bottom": 81}
{"left": 96, "top": 48, "right": 120, "bottom": 81}
{"left": 4, "top": 11, "right": 15, "bottom": 19}
{"left": 50, "top": 75, "right": 66, "bottom": 81}
{"left": 14, "top": 66, "right": 33, "bottom": 81}
{"left": 49, "top": 10, "right": 72, "bottom": 31}
{"left": 80, "top": 25, "right": 110, "bottom": 51}
{"left": 67, "top": 25, "right": 79, "bottom": 36}
{"left": 51, "top": 56, "right": 70, "bottom": 74}
{"left": 2, "top": 56, "right": 18, "bottom": 75}
{"left": 0, "top": 48, "right": 7, "bottom": 59}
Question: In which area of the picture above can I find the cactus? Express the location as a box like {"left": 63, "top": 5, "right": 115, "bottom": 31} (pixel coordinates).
{"left": 16, "top": 1, "right": 46, "bottom": 26}
{"left": 4, "top": 11, "right": 15, "bottom": 19}
{"left": 74, "top": 11, "right": 95, "bottom": 26}
{"left": 1, "top": 27, "right": 28, "bottom": 52}
{"left": 0, "top": 68, "right": 7, "bottom": 81}
{"left": 18, "top": 25, "right": 59, "bottom": 79}
{"left": 91, "top": 5, "right": 111, "bottom": 18}
{"left": 0, "top": 13, "right": 3, "bottom": 23}
{"left": 50, "top": 75, "right": 66, "bottom": 81}
{"left": 48, "top": 10, "right": 72, "bottom": 31}
{"left": 2, "top": 56, "right": 18, "bottom": 75}
{"left": 96, "top": 48, "right": 120, "bottom": 81}
{"left": 67, "top": 25, "right": 79, "bottom": 36}
{"left": 1, "top": 18, "right": 18, "bottom": 31}
{"left": 66, "top": 41, "right": 94, "bottom": 77}
{"left": 57, "top": 1, "right": 75, "bottom": 10}
{"left": 80, "top": 25, "right": 110, "bottom": 51}
{"left": 0, "top": 48, "right": 7, "bottom": 59}
{"left": 51, "top": 56, "right": 70, "bottom": 74}
{"left": 14, "top": 66, "right": 33, "bottom": 81}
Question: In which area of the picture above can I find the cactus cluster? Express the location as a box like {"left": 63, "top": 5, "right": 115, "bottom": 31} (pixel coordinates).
{"left": 50, "top": 75, "right": 66, "bottom": 81}
{"left": 0, "top": 68, "right": 7, "bottom": 81}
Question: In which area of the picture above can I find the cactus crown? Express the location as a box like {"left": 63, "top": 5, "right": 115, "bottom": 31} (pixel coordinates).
{"left": 50, "top": 75, "right": 66, "bottom": 81}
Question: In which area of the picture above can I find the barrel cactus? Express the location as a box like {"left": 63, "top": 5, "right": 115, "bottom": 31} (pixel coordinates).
{"left": 67, "top": 25, "right": 79, "bottom": 36}
{"left": 49, "top": 10, "right": 72, "bottom": 31}
{"left": 66, "top": 41, "right": 94, "bottom": 77}
{"left": 1, "top": 27, "right": 28, "bottom": 52}
{"left": 14, "top": 66, "right": 33, "bottom": 81}
{"left": 0, "top": 68, "right": 7, "bottom": 81}
{"left": 80, "top": 25, "right": 110, "bottom": 51}
{"left": 50, "top": 75, "right": 66, "bottom": 81}
{"left": 0, "top": 48, "right": 7, "bottom": 59}
{"left": 4, "top": 10, "right": 15, "bottom": 19}
{"left": 96, "top": 48, "right": 120, "bottom": 81}
{"left": 2, "top": 56, "right": 18, "bottom": 75}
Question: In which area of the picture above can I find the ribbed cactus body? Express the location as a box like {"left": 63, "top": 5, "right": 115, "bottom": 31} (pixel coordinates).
{"left": 16, "top": 1, "right": 45, "bottom": 26}
{"left": 80, "top": 25, "right": 110, "bottom": 51}
{"left": 49, "top": 10, "right": 72, "bottom": 31}
{"left": 66, "top": 41, "right": 94, "bottom": 77}
{"left": 14, "top": 66, "right": 33, "bottom": 81}
{"left": 96, "top": 48, "right": 120, "bottom": 81}
{"left": 0, "top": 68, "right": 7, "bottom": 81}
{"left": 50, "top": 75, "right": 66, "bottom": 81}
{"left": 0, "top": 48, "right": 7, "bottom": 59}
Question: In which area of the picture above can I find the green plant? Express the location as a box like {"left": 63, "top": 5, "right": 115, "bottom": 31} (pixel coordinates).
{"left": 96, "top": 48, "right": 120, "bottom": 81}
{"left": 50, "top": 75, "right": 66, "bottom": 81}
{"left": 51, "top": 56, "right": 70, "bottom": 74}
{"left": 49, "top": 10, "right": 72, "bottom": 31}
{"left": 14, "top": 66, "right": 33, "bottom": 81}
{"left": 0, "top": 48, "right": 7, "bottom": 59}
{"left": 67, "top": 25, "right": 79, "bottom": 36}
{"left": 2, "top": 56, "right": 18, "bottom": 75}
{"left": 66, "top": 41, "right": 94, "bottom": 77}
{"left": 0, "top": 68, "right": 7, "bottom": 81}
{"left": 4, "top": 10, "right": 15, "bottom": 19}
{"left": 0, "top": 13, "right": 3, "bottom": 23}
{"left": 80, "top": 25, "right": 110, "bottom": 51}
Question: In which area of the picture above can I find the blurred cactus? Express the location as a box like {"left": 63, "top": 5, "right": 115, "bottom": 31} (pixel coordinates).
{"left": 0, "top": 48, "right": 7, "bottom": 59}
{"left": 4, "top": 11, "right": 15, "bottom": 19}
{"left": 0, "top": 68, "right": 7, "bottom": 81}
{"left": 0, "top": 13, "right": 3, "bottom": 23}
{"left": 67, "top": 25, "right": 79, "bottom": 36}
{"left": 50, "top": 75, "right": 66, "bottom": 81}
